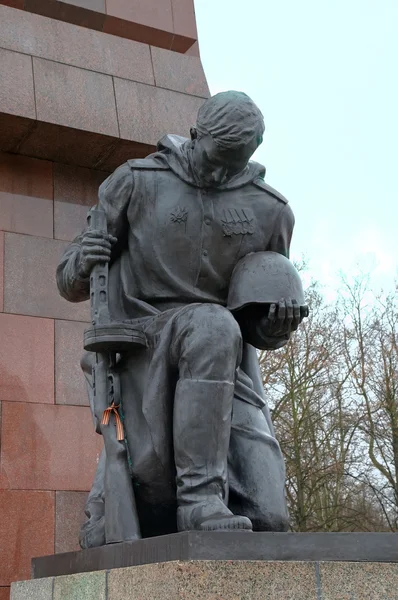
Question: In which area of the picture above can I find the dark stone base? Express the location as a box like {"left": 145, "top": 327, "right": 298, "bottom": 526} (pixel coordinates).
{"left": 32, "top": 531, "right": 398, "bottom": 579}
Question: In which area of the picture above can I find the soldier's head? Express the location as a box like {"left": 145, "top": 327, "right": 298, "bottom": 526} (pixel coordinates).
{"left": 190, "top": 91, "right": 265, "bottom": 188}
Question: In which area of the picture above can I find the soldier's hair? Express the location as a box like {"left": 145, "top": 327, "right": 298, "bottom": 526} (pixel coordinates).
{"left": 196, "top": 91, "right": 265, "bottom": 150}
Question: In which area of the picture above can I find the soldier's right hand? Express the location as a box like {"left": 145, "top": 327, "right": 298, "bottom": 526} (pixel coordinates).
{"left": 77, "top": 230, "right": 117, "bottom": 278}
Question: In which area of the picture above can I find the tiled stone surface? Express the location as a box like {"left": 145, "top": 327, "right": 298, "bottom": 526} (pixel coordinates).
{"left": 108, "top": 560, "right": 318, "bottom": 599}
{"left": 0, "top": 5, "right": 154, "bottom": 84}
{"left": 171, "top": 0, "right": 197, "bottom": 39}
{"left": 0, "top": 587, "right": 9, "bottom": 600}
{"left": 0, "top": 49, "right": 36, "bottom": 119}
{"left": 12, "top": 561, "right": 398, "bottom": 600}
{"left": 1, "top": 0, "right": 22, "bottom": 7}
{"left": 17, "top": 122, "right": 117, "bottom": 170}
{"left": 319, "top": 561, "right": 398, "bottom": 599}
{"left": 55, "top": 491, "right": 87, "bottom": 553}
{"left": 33, "top": 58, "right": 119, "bottom": 137}
{"left": 0, "top": 0, "right": 198, "bottom": 51}
{"left": 151, "top": 47, "right": 209, "bottom": 98}
{"left": 106, "top": 0, "right": 173, "bottom": 33}
{"left": 0, "top": 153, "right": 53, "bottom": 238}
{"left": 54, "top": 571, "right": 106, "bottom": 600}
{"left": 4, "top": 233, "right": 90, "bottom": 321}
{"left": 55, "top": 320, "right": 88, "bottom": 406}
{"left": 65, "top": 0, "right": 105, "bottom": 12}
{"left": 0, "top": 490, "right": 54, "bottom": 586}
{"left": 185, "top": 41, "right": 200, "bottom": 57}
{"left": 103, "top": 14, "right": 174, "bottom": 50}
{"left": 0, "top": 314, "right": 54, "bottom": 404}
{"left": 53, "top": 164, "right": 106, "bottom": 241}
{"left": 0, "top": 402, "right": 102, "bottom": 491}
{"left": 99, "top": 139, "right": 154, "bottom": 172}
{"left": 0, "top": 115, "right": 34, "bottom": 155}
{"left": 10, "top": 577, "right": 52, "bottom": 600}
{"left": 115, "top": 79, "right": 205, "bottom": 144}
{"left": 24, "top": 0, "right": 106, "bottom": 30}
{"left": 0, "top": 232, "right": 3, "bottom": 312}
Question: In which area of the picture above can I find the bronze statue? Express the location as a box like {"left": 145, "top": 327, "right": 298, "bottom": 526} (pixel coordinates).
{"left": 56, "top": 91, "right": 308, "bottom": 547}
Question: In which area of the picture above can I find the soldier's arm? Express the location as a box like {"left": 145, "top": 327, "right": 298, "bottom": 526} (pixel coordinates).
{"left": 56, "top": 163, "right": 133, "bottom": 302}
{"left": 268, "top": 202, "right": 295, "bottom": 258}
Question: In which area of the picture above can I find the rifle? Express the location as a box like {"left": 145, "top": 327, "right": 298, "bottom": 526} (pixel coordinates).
{"left": 84, "top": 206, "right": 146, "bottom": 544}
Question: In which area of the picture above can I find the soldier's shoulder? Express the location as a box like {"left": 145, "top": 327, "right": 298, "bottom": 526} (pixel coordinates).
{"left": 127, "top": 157, "right": 170, "bottom": 171}
{"left": 252, "top": 178, "right": 289, "bottom": 204}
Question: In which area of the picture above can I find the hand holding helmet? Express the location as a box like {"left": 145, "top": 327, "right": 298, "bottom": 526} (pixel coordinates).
{"left": 227, "top": 251, "right": 309, "bottom": 350}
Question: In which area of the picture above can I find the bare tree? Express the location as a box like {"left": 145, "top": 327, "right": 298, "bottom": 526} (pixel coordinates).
{"left": 341, "top": 276, "right": 398, "bottom": 529}
{"left": 259, "top": 275, "right": 392, "bottom": 531}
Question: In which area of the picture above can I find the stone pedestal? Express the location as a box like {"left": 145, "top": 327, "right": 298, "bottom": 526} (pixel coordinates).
{"left": 10, "top": 532, "right": 398, "bottom": 599}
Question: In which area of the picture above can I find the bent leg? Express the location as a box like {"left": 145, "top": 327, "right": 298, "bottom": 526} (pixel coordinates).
{"left": 228, "top": 397, "right": 289, "bottom": 532}
{"left": 171, "top": 304, "right": 252, "bottom": 531}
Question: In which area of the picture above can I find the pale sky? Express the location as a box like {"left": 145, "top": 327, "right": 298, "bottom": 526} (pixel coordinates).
{"left": 194, "top": 0, "right": 398, "bottom": 296}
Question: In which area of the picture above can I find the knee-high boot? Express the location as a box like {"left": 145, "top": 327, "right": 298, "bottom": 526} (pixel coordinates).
{"left": 174, "top": 379, "right": 252, "bottom": 531}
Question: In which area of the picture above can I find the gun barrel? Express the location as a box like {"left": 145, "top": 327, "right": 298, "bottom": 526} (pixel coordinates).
{"left": 87, "top": 207, "right": 110, "bottom": 327}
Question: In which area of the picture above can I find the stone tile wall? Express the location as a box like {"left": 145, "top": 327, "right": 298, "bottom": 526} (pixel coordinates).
{"left": 0, "top": 1, "right": 209, "bottom": 596}
{"left": 0, "top": 153, "right": 105, "bottom": 598}
{"left": 0, "top": 0, "right": 198, "bottom": 52}
{"left": 11, "top": 560, "right": 398, "bottom": 600}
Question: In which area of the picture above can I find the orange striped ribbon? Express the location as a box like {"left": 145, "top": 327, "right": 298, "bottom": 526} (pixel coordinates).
{"left": 101, "top": 402, "right": 124, "bottom": 441}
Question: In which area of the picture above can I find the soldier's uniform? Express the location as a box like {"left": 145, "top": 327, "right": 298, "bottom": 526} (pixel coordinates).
{"left": 57, "top": 134, "right": 294, "bottom": 544}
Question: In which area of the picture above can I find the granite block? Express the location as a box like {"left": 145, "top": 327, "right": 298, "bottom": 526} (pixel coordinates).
{"left": 55, "top": 319, "right": 88, "bottom": 406}
{"left": 24, "top": 0, "right": 106, "bottom": 30}
{"left": 171, "top": 0, "right": 197, "bottom": 39}
{"left": 0, "top": 232, "right": 3, "bottom": 312}
{"left": 0, "top": 490, "right": 54, "bottom": 586}
{"left": 185, "top": 41, "right": 200, "bottom": 57}
{"left": 55, "top": 491, "right": 87, "bottom": 553}
{"left": 4, "top": 233, "right": 90, "bottom": 321}
{"left": 114, "top": 79, "right": 205, "bottom": 145}
{"left": 151, "top": 47, "right": 209, "bottom": 98}
{"left": 0, "top": 587, "right": 9, "bottom": 600}
{"left": 319, "top": 561, "right": 398, "bottom": 599}
{"left": 10, "top": 578, "right": 52, "bottom": 600}
{"left": 0, "top": 49, "right": 36, "bottom": 119}
{"left": 64, "top": 0, "right": 105, "bottom": 12}
{"left": 103, "top": 15, "right": 174, "bottom": 49}
{"left": 33, "top": 58, "right": 119, "bottom": 137}
{"left": 17, "top": 122, "right": 116, "bottom": 170}
{"left": 98, "top": 139, "right": 155, "bottom": 172}
{"left": 106, "top": 0, "right": 173, "bottom": 33}
{"left": 0, "top": 314, "right": 54, "bottom": 404}
{"left": 108, "top": 560, "right": 318, "bottom": 600}
{"left": 53, "top": 163, "right": 106, "bottom": 241}
{"left": 0, "top": 5, "right": 154, "bottom": 84}
{"left": 0, "top": 153, "right": 53, "bottom": 237}
{"left": 0, "top": 0, "right": 23, "bottom": 7}
{"left": 0, "top": 402, "right": 102, "bottom": 491}
{"left": 0, "top": 114, "right": 35, "bottom": 155}
{"left": 53, "top": 571, "right": 106, "bottom": 600}
{"left": 32, "top": 532, "right": 398, "bottom": 580}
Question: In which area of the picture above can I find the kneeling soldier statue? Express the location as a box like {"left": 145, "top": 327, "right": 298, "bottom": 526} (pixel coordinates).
{"left": 56, "top": 91, "right": 308, "bottom": 547}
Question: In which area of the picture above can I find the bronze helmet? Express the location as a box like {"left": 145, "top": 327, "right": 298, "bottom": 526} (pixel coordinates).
{"left": 227, "top": 251, "right": 305, "bottom": 312}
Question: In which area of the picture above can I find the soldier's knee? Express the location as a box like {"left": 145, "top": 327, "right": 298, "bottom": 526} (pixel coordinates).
{"left": 189, "top": 304, "right": 242, "bottom": 352}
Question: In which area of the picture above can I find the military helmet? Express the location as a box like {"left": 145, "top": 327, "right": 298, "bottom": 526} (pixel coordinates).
{"left": 227, "top": 251, "right": 305, "bottom": 312}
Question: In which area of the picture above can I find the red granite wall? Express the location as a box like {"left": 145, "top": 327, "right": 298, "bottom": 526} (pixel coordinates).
{"left": 0, "top": 155, "right": 105, "bottom": 598}
{"left": 0, "top": 1, "right": 209, "bottom": 597}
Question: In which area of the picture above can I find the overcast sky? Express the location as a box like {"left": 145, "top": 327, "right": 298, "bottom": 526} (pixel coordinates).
{"left": 194, "top": 0, "right": 397, "bottom": 297}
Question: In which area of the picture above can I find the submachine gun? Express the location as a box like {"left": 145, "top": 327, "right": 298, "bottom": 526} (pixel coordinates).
{"left": 83, "top": 206, "right": 146, "bottom": 544}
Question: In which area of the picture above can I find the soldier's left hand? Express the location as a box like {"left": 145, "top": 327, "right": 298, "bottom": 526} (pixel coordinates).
{"left": 260, "top": 299, "right": 308, "bottom": 337}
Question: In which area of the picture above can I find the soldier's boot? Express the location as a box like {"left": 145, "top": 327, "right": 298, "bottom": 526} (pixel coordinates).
{"left": 174, "top": 379, "right": 252, "bottom": 532}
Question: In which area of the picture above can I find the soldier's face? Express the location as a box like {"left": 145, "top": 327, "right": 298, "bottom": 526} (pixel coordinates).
{"left": 192, "top": 133, "right": 258, "bottom": 188}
